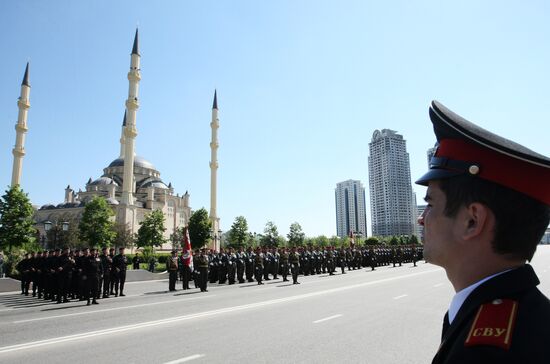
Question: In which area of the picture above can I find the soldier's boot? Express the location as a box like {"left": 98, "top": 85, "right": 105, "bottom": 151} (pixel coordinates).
{"left": 92, "top": 299, "right": 98, "bottom": 304}
{"left": 87, "top": 299, "right": 91, "bottom": 306}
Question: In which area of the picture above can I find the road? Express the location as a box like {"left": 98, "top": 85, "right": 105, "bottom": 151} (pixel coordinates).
{"left": 1, "top": 246, "right": 549, "bottom": 364}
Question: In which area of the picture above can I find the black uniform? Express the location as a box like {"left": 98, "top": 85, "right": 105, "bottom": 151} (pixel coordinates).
{"left": 83, "top": 254, "right": 101, "bottom": 305}
{"left": 99, "top": 252, "right": 112, "bottom": 298}
{"left": 433, "top": 265, "right": 550, "bottom": 363}
{"left": 235, "top": 250, "right": 246, "bottom": 284}
{"left": 112, "top": 252, "right": 127, "bottom": 296}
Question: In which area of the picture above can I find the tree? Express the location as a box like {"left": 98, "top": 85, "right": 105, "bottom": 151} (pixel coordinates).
{"left": 136, "top": 210, "right": 167, "bottom": 248}
{"left": 113, "top": 222, "right": 135, "bottom": 249}
{"left": 227, "top": 216, "right": 248, "bottom": 247}
{"left": 188, "top": 208, "right": 211, "bottom": 249}
{"left": 316, "top": 235, "right": 329, "bottom": 247}
{"left": 0, "top": 185, "right": 36, "bottom": 252}
{"left": 287, "top": 222, "right": 305, "bottom": 247}
{"left": 365, "top": 236, "right": 380, "bottom": 245}
{"left": 170, "top": 226, "right": 186, "bottom": 250}
{"left": 409, "top": 235, "right": 419, "bottom": 245}
{"left": 79, "top": 196, "right": 115, "bottom": 247}
{"left": 260, "top": 221, "right": 281, "bottom": 247}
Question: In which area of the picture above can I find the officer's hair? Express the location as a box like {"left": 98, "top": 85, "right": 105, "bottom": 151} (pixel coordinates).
{"left": 439, "top": 175, "right": 550, "bottom": 261}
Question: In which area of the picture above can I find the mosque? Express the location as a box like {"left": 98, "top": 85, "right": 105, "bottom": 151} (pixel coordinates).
{"left": 9, "top": 30, "right": 222, "bottom": 251}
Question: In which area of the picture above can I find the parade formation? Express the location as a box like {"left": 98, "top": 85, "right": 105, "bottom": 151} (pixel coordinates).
{"left": 15, "top": 247, "right": 128, "bottom": 306}
{"left": 14, "top": 244, "right": 423, "bottom": 304}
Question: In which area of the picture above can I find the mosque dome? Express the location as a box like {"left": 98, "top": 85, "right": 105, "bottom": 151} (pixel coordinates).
{"left": 108, "top": 156, "right": 156, "bottom": 170}
{"left": 139, "top": 177, "right": 169, "bottom": 190}
{"left": 89, "top": 176, "right": 119, "bottom": 186}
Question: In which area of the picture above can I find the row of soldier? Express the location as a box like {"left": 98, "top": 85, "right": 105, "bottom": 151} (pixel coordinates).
{"left": 179, "top": 245, "right": 424, "bottom": 292}
{"left": 16, "top": 247, "right": 128, "bottom": 306}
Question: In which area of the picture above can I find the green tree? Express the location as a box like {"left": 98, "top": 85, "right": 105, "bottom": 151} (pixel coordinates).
{"left": 227, "top": 216, "right": 248, "bottom": 247}
{"left": 113, "top": 222, "right": 135, "bottom": 249}
{"left": 136, "top": 210, "right": 167, "bottom": 248}
{"left": 365, "top": 236, "right": 380, "bottom": 246}
{"left": 287, "top": 222, "right": 305, "bottom": 247}
{"left": 409, "top": 235, "right": 419, "bottom": 245}
{"left": 170, "top": 226, "right": 185, "bottom": 250}
{"left": 316, "top": 235, "right": 329, "bottom": 247}
{"left": 0, "top": 185, "right": 36, "bottom": 252}
{"left": 78, "top": 196, "right": 115, "bottom": 247}
{"left": 188, "top": 208, "right": 211, "bottom": 249}
{"left": 260, "top": 221, "right": 280, "bottom": 247}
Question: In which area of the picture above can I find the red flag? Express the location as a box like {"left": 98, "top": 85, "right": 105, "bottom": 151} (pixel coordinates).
{"left": 182, "top": 227, "right": 193, "bottom": 270}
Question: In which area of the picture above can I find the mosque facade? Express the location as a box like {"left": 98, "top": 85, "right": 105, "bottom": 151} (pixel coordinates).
{"left": 19, "top": 30, "right": 201, "bottom": 251}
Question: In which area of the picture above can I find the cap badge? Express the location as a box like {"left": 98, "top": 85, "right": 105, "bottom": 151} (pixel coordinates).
{"left": 468, "top": 165, "right": 480, "bottom": 175}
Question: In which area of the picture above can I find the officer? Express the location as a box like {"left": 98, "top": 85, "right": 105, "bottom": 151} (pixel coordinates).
{"left": 84, "top": 248, "right": 100, "bottom": 305}
{"left": 289, "top": 247, "right": 300, "bottom": 284}
{"left": 235, "top": 246, "right": 246, "bottom": 284}
{"left": 416, "top": 101, "right": 550, "bottom": 363}
{"left": 227, "top": 247, "right": 237, "bottom": 285}
{"left": 254, "top": 247, "right": 264, "bottom": 285}
{"left": 78, "top": 248, "right": 90, "bottom": 300}
{"left": 108, "top": 247, "right": 116, "bottom": 295}
{"left": 132, "top": 253, "right": 141, "bottom": 270}
{"left": 218, "top": 249, "right": 228, "bottom": 284}
{"left": 99, "top": 247, "right": 112, "bottom": 298}
{"left": 263, "top": 247, "right": 272, "bottom": 281}
{"left": 192, "top": 249, "right": 200, "bottom": 289}
{"left": 112, "top": 247, "right": 127, "bottom": 297}
{"left": 167, "top": 250, "right": 178, "bottom": 291}
{"left": 244, "top": 247, "right": 255, "bottom": 282}
{"left": 180, "top": 247, "right": 192, "bottom": 290}
{"left": 279, "top": 247, "right": 289, "bottom": 282}
{"left": 17, "top": 252, "right": 31, "bottom": 295}
{"left": 325, "top": 246, "right": 335, "bottom": 275}
{"left": 197, "top": 249, "right": 209, "bottom": 292}
{"left": 271, "top": 247, "right": 280, "bottom": 279}
{"left": 56, "top": 247, "right": 73, "bottom": 303}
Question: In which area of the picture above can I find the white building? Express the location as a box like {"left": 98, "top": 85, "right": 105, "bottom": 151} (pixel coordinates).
{"left": 335, "top": 180, "right": 367, "bottom": 238}
{"left": 368, "top": 129, "right": 416, "bottom": 237}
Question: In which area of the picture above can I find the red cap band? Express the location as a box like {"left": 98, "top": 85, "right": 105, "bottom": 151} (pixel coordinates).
{"left": 437, "top": 139, "right": 550, "bottom": 205}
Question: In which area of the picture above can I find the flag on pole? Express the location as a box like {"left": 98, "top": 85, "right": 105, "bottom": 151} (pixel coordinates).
{"left": 182, "top": 227, "right": 193, "bottom": 270}
{"left": 349, "top": 230, "right": 355, "bottom": 247}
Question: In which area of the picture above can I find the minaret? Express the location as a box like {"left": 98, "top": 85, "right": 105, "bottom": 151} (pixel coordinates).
{"left": 210, "top": 90, "right": 220, "bottom": 251}
{"left": 11, "top": 63, "right": 31, "bottom": 187}
{"left": 121, "top": 29, "right": 141, "bottom": 205}
{"left": 119, "top": 111, "right": 127, "bottom": 158}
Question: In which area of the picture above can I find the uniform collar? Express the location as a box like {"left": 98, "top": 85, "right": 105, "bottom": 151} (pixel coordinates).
{"left": 448, "top": 269, "right": 512, "bottom": 324}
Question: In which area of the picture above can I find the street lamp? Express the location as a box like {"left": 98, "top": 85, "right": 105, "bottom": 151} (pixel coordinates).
{"left": 210, "top": 229, "right": 223, "bottom": 251}
{"left": 43, "top": 220, "right": 69, "bottom": 249}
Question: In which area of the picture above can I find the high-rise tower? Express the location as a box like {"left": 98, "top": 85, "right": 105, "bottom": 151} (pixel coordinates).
{"left": 335, "top": 180, "right": 367, "bottom": 238}
{"left": 11, "top": 63, "right": 31, "bottom": 187}
{"left": 368, "top": 129, "right": 415, "bottom": 237}
{"left": 210, "top": 90, "right": 220, "bottom": 251}
{"left": 121, "top": 29, "right": 141, "bottom": 206}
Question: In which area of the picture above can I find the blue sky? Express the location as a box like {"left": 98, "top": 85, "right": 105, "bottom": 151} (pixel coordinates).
{"left": 1, "top": 1, "right": 549, "bottom": 237}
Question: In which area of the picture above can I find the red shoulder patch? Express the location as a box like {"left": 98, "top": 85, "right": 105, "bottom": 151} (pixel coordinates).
{"left": 464, "top": 298, "right": 518, "bottom": 350}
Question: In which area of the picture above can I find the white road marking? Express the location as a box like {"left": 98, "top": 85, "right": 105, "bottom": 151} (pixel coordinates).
{"left": 433, "top": 283, "right": 443, "bottom": 287}
{"left": 0, "top": 268, "right": 441, "bottom": 354}
{"left": 393, "top": 294, "right": 408, "bottom": 300}
{"left": 163, "top": 354, "right": 205, "bottom": 363}
{"left": 13, "top": 295, "right": 216, "bottom": 324}
{"left": 313, "top": 314, "right": 342, "bottom": 324}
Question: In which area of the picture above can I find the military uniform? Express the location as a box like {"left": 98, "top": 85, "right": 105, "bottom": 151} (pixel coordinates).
{"left": 99, "top": 250, "right": 112, "bottom": 298}
{"left": 197, "top": 252, "right": 209, "bottom": 292}
{"left": 168, "top": 253, "right": 178, "bottom": 291}
{"left": 254, "top": 251, "right": 264, "bottom": 285}
{"left": 289, "top": 250, "right": 300, "bottom": 284}
{"left": 433, "top": 265, "right": 550, "bottom": 363}
{"left": 415, "top": 101, "right": 550, "bottom": 363}
{"left": 112, "top": 250, "right": 127, "bottom": 296}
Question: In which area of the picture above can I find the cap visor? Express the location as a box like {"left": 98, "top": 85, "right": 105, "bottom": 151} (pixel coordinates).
{"left": 415, "top": 169, "right": 463, "bottom": 186}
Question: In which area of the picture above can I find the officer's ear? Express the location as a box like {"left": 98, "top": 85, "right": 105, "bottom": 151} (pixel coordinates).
{"left": 461, "top": 202, "right": 494, "bottom": 243}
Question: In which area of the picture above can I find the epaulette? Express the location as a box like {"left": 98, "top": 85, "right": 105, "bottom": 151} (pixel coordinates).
{"left": 464, "top": 298, "right": 518, "bottom": 350}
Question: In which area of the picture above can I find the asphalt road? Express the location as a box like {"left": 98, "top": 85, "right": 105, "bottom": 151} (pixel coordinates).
{"left": 1, "top": 246, "right": 549, "bottom": 364}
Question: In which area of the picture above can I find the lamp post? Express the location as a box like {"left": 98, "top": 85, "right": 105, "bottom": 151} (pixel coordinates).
{"left": 43, "top": 220, "right": 69, "bottom": 249}
{"left": 210, "top": 229, "right": 223, "bottom": 251}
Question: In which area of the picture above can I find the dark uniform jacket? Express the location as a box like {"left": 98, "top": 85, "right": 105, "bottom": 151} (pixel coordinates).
{"left": 433, "top": 264, "right": 550, "bottom": 364}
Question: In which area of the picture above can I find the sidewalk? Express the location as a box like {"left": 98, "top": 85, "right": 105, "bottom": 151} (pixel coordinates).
{"left": 0, "top": 269, "right": 168, "bottom": 293}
